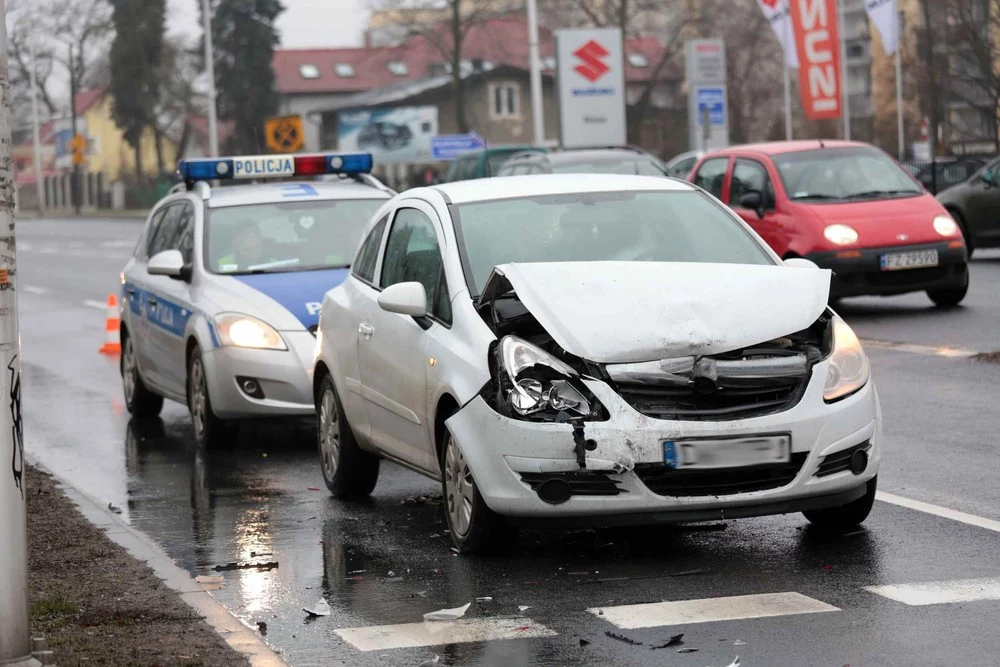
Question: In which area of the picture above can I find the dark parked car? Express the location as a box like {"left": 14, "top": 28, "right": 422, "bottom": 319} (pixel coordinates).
{"left": 936, "top": 157, "right": 1000, "bottom": 255}
{"left": 357, "top": 122, "right": 413, "bottom": 152}
{"left": 441, "top": 146, "right": 545, "bottom": 182}
{"left": 495, "top": 146, "right": 668, "bottom": 177}
{"left": 911, "top": 157, "right": 986, "bottom": 194}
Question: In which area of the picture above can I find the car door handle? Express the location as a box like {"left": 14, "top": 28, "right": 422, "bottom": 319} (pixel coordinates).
{"left": 127, "top": 286, "right": 136, "bottom": 296}
{"left": 147, "top": 296, "right": 157, "bottom": 307}
{"left": 359, "top": 323, "right": 374, "bottom": 338}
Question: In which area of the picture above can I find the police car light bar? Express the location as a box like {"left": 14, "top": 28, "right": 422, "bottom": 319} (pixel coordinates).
{"left": 177, "top": 152, "right": 374, "bottom": 182}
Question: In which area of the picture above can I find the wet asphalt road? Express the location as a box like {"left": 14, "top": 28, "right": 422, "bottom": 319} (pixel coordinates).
{"left": 17, "top": 217, "right": 1000, "bottom": 666}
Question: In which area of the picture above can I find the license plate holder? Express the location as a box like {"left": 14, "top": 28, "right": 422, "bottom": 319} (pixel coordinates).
{"left": 663, "top": 435, "right": 792, "bottom": 470}
{"left": 880, "top": 249, "right": 939, "bottom": 271}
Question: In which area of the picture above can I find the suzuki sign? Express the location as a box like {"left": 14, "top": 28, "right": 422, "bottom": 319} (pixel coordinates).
{"left": 790, "top": 0, "right": 842, "bottom": 120}
{"left": 556, "top": 28, "right": 627, "bottom": 148}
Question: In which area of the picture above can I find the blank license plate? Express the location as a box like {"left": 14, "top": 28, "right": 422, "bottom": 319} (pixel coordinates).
{"left": 880, "top": 249, "right": 938, "bottom": 271}
{"left": 663, "top": 435, "right": 791, "bottom": 470}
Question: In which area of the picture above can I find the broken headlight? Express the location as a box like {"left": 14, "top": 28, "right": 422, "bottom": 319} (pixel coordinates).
{"left": 823, "top": 317, "right": 870, "bottom": 402}
{"left": 497, "top": 336, "right": 603, "bottom": 420}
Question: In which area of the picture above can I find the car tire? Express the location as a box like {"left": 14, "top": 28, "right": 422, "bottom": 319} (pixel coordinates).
{"left": 121, "top": 331, "right": 163, "bottom": 418}
{"left": 927, "top": 266, "right": 969, "bottom": 308}
{"left": 187, "top": 346, "right": 230, "bottom": 448}
{"left": 317, "top": 374, "right": 379, "bottom": 498}
{"left": 440, "top": 431, "right": 508, "bottom": 554}
{"left": 803, "top": 475, "right": 877, "bottom": 531}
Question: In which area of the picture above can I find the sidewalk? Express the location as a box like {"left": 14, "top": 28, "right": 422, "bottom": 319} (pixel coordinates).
{"left": 19, "top": 209, "right": 147, "bottom": 221}
{"left": 26, "top": 465, "right": 255, "bottom": 666}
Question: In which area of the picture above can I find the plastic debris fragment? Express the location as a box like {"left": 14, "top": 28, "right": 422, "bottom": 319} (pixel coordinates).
{"left": 423, "top": 602, "right": 471, "bottom": 622}
{"left": 518, "top": 605, "right": 532, "bottom": 612}
{"left": 650, "top": 633, "right": 684, "bottom": 650}
{"left": 605, "top": 631, "right": 642, "bottom": 645}
{"left": 108, "top": 502, "right": 123, "bottom": 514}
{"left": 303, "top": 598, "right": 332, "bottom": 617}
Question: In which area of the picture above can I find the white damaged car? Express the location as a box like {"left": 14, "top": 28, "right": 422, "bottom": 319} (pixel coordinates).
{"left": 312, "top": 174, "right": 881, "bottom": 552}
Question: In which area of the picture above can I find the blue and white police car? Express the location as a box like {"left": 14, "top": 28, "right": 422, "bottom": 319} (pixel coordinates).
{"left": 120, "top": 152, "right": 393, "bottom": 446}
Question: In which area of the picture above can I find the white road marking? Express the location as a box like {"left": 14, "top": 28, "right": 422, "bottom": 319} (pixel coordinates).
{"left": 866, "top": 577, "right": 1000, "bottom": 606}
{"left": 587, "top": 592, "right": 838, "bottom": 630}
{"left": 83, "top": 299, "right": 109, "bottom": 311}
{"left": 19, "top": 242, "right": 32, "bottom": 251}
{"left": 334, "top": 617, "right": 557, "bottom": 652}
{"left": 22, "top": 286, "right": 49, "bottom": 295}
{"left": 861, "top": 338, "right": 978, "bottom": 359}
{"left": 877, "top": 491, "right": 1000, "bottom": 534}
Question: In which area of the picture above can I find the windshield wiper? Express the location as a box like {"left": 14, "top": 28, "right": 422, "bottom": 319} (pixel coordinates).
{"left": 844, "top": 189, "right": 919, "bottom": 200}
{"left": 790, "top": 193, "right": 842, "bottom": 201}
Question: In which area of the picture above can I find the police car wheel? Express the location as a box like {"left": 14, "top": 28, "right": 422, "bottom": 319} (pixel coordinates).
{"left": 317, "top": 374, "right": 379, "bottom": 498}
{"left": 188, "top": 346, "right": 229, "bottom": 447}
{"left": 121, "top": 332, "right": 163, "bottom": 418}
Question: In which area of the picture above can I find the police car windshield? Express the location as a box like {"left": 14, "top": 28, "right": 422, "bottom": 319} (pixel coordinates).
{"left": 205, "top": 199, "right": 384, "bottom": 275}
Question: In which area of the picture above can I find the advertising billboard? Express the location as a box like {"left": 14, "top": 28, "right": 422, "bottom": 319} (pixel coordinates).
{"left": 555, "top": 28, "right": 627, "bottom": 149}
{"left": 685, "top": 39, "right": 730, "bottom": 152}
{"left": 337, "top": 106, "right": 438, "bottom": 165}
{"left": 789, "top": 0, "right": 842, "bottom": 120}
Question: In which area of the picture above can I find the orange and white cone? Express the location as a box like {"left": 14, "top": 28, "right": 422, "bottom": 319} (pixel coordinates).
{"left": 99, "top": 294, "right": 122, "bottom": 355}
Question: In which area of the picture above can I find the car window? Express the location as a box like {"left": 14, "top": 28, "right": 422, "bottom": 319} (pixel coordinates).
{"left": 454, "top": 190, "right": 771, "bottom": 296}
{"left": 137, "top": 207, "right": 168, "bottom": 258}
{"left": 551, "top": 157, "right": 667, "bottom": 176}
{"left": 486, "top": 153, "right": 513, "bottom": 176}
{"left": 353, "top": 214, "right": 389, "bottom": 284}
{"left": 730, "top": 159, "right": 771, "bottom": 208}
{"left": 174, "top": 203, "right": 196, "bottom": 265}
{"left": 146, "top": 204, "right": 183, "bottom": 258}
{"left": 692, "top": 157, "right": 729, "bottom": 199}
{"left": 669, "top": 156, "right": 696, "bottom": 178}
{"left": 458, "top": 156, "right": 480, "bottom": 181}
{"left": 380, "top": 208, "right": 448, "bottom": 322}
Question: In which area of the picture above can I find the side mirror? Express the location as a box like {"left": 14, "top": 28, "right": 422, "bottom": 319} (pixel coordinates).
{"left": 377, "top": 282, "right": 427, "bottom": 318}
{"left": 739, "top": 191, "right": 765, "bottom": 219}
{"left": 148, "top": 249, "right": 190, "bottom": 281}
{"left": 982, "top": 171, "right": 995, "bottom": 187}
{"left": 784, "top": 257, "right": 819, "bottom": 270}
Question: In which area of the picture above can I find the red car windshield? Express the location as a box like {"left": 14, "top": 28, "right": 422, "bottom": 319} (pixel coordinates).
{"left": 774, "top": 146, "right": 922, "bottom": 202}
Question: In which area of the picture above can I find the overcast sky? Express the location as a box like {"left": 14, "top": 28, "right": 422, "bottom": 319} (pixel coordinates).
{"left": 167, "top": 0, "right": 370, "bottom": 48}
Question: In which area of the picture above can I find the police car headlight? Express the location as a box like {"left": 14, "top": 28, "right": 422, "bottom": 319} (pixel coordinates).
{"left": 824, "top": 317, "right": 870, "bottom": 402}
{"left": 215, "top": 313, "right": 287, "bottom": 350}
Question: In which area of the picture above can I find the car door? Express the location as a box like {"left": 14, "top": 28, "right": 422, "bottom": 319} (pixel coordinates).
{"left": 357, "top": 203, "right": 445, "bottom": 471}
{"left": 965, "top": 160, "right": 1000, "bottom": 241}
{"left": 145, "top": 201, "right": 196, "bottom": 396}
{"left": 728, "top": 158, "right": 785, "bottom": 254}
{"left": 691, "top": 156, "right": 730, "bottom": 201}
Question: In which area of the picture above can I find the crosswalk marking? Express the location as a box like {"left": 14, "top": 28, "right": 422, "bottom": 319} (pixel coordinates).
{"left": 588, "top": 592, "right": 839, "bottom": 630}
{"left": 877, "top": 491, "right": 1000, "bottom": 535}
{"left": 22, "top": 286, "right": 49, "bottom": 295}
{"left": 866, "top": 577, "right": 1000, "bottom": 606}
{"left": 335, "top": 617, "right": 557, "bottom": 652}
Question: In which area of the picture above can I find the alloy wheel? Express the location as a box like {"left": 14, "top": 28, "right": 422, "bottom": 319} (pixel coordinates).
{"left": 444, "top": 436, "right": 474, "bottom": 538}
{"left": 319, "top": 386, "right": 341, "bottom": 480}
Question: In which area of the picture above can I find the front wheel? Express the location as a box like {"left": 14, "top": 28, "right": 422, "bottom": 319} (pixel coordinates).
{"left": 187, "top": 346, "right": 231, "bottom": 448}
{"left": 927, "top": 267, "right": 969, "bottom": 308}
{"left": 803, "top": 476, "right": 877, "bottom": 531}
{"left": 317, "top": 374, "right": 379, "bottom": 498}
{"left": 121, "top": 333, "right": 163, "bottom": 418}
{"left": 441, "top": 432, "right": 508, "bottom": 554}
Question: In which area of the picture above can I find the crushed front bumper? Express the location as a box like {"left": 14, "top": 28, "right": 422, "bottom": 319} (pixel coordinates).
{"left": 202, "top": 331, "right": 316, "bottom": 419}
{"left": 445, "top": 358, "right": 880, "bottom": 522}
{"left": 806, "top": 241, "right": 967, "bottom": 298}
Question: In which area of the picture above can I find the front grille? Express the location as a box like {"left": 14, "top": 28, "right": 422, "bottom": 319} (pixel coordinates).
{"left": 615, "top": 379, "right": 806, "bottom": 422}
{"left": 815, "top": 441, "right": 871, "bottom": 477}
{"left": 519, "top": 471, "right": 624, "bottom": 496}
{"left": 634, "top": 453, "right": 808, "bottom": 497}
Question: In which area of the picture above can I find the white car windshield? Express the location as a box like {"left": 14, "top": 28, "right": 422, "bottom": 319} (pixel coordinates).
{"left": 455, "top": 190, "right": 772, "bottom": 295}
{"left": 775, "top": 146, "right": 922, "bottom": 202}
{"left": 206, "top": 199, "right": 384, "bottom": 274}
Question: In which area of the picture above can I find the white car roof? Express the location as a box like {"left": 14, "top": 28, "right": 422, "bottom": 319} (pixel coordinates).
{"left": 206, "top": 179, "right": 392, "bottom": 208}
{"left": 434, "top": 173, "right": 695, "bottom": 204}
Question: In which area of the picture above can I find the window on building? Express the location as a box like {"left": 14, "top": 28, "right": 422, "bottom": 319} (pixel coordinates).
{"left": 335, "top": 63, "right": 355, "bottom": 78}
{"left": 627, "top": 53, "right": 649, "bottom": 68}
{"left": 490, "top": 82, "right": 519, "bottom": 119}
{"left": 387, "top": 61, "right": 408, "bottom": 76}
{"left": 299, "top": 64, "right": 320, "bottom": 79}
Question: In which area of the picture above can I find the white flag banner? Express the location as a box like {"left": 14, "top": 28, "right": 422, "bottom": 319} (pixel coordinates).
{"left": 756, "top": 0, "right": 799, "bottom": 68}
{"left": 865, "top": 0, "right": 900, "bottom": 55}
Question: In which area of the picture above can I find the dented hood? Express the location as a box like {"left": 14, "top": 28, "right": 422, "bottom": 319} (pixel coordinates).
{"left": 487, "top": 261, "right": 831, "bottom": 364}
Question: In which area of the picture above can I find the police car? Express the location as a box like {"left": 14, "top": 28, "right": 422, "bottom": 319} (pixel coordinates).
{"left": 120, "top": 152, "right": 393, "bottom": 446}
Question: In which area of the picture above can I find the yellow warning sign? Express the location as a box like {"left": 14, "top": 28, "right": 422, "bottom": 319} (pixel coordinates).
{"left": 264, "top": 115, "right": 305, "bottom": 153}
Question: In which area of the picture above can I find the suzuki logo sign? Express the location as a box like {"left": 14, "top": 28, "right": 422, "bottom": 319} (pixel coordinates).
{"left": 573, "top": 40, "right": 611, "bottom": 82}
{"left": 790, "top": 0, "right": 842, "bottom": 119}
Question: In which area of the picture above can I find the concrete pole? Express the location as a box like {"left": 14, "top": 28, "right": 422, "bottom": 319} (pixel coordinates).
{"left": 0, "top": 2, "right": 39, "bottom": 665}
{"left": 202, "top": 0, "right": 220, "bottom": 157}
{"left": 783, "top": 61, "right": 793, "bottom": 141}
{"left": 28, "top": 43, "right": 44, "bottom": 212}
{"left": 839, "top": 0, "right": 851, "bottom": 140}
{"left": 895, "top": 10, "right": 905, "bottom": 160}
{"left": 69, "top": 45, "right": 80, "bottom": 215}
{"left": 526, "top": 0, "right": 545, "bottom": 147}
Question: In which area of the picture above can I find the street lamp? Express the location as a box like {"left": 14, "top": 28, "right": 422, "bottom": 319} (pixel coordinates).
{"left": 202, "top": 0, "right": 219, "bottom": 157}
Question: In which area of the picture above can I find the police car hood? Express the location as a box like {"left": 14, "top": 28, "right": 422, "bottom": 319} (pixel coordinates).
{"left": 486, "top": 261, "right": 831, "bottom": 363}
{"left": 209, "top": 268, "right": 349, "bottom": 330}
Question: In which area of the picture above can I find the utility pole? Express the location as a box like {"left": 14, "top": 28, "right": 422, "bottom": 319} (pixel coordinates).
{"left": 0, "top": 1, "right": 40, "bottom": 665}
{"left": 68, "top": 45, "right": 80, "bottom": 215}
{"left": 28, "top": 43, "right": 44, "bottom": 212}
{"left": 526, "top": 0, "right": 545, "bottom": 147}
{"left": 202, "top": 0, "right": 219, "bottom": 157}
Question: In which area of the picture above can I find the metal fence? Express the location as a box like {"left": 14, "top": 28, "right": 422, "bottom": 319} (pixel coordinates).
{"left": 898, "top": 154, "right": 996, "bottom": 195}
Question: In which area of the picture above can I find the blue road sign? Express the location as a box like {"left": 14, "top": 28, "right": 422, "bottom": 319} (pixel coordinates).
{"left": 431, "top": 132, "right": 487, "bottom": 160}
{"left": 697, "top": 87, "right": 726, "bottom": 127}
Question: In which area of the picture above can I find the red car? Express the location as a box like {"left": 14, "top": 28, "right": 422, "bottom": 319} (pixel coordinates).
{"left": 688, "top": 141, "right": 969, "bottom": 307}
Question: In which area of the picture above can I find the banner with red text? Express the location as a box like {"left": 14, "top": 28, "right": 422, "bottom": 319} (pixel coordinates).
{"left": 789, "top": 0, "right": 842, "bottom": 120}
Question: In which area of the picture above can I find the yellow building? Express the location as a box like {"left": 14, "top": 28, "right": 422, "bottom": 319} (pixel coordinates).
{"left": 75, "top": 88, "right": 178, "bottom": 182}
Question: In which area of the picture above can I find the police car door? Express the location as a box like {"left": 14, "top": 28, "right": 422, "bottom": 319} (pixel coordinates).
{"left": 145, "top": 201, "right": 197, "bottom": 397}
{"left": 125, "top": 205, "right": 172, "bottom": 391}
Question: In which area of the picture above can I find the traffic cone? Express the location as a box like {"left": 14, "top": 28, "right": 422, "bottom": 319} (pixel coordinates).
{"left": 99, "top": 294, "right": 122, "bottom": 355}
